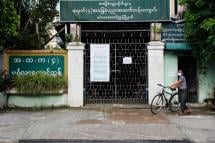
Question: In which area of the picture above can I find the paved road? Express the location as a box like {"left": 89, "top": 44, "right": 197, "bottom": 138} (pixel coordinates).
{"left": 0, "top": 106, "right": 214, "bottom": 143}
{"left": 18, "top": 139, "right": 191, "bottom": 143}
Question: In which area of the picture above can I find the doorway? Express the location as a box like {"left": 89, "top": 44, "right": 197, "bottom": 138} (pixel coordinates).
{"left": 178, "top": 56, "right": 198, "bottom": 103}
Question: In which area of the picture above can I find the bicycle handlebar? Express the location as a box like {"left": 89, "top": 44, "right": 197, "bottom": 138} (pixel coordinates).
{"left": 157, "top": 84, "right": 176, "bottom": 91}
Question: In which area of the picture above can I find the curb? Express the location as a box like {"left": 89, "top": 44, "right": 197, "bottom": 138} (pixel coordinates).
{"left": 0, "top": 138, "right": 17, "bottom": 143}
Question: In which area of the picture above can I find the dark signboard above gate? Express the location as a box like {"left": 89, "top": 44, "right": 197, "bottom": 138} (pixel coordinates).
{"left": 60, "top": 0, "right": 170, "bottom": 22}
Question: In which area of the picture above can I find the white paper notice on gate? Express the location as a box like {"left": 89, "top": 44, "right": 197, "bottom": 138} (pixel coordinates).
{"left": 123, "top": 57, "right": 132, "bottom": 64}
{"left": 90, "top": 44, "right": 110, "bottom": 82}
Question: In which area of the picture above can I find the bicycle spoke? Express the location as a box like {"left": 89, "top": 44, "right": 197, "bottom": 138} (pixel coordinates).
{"left": 151, "top": 94, "right": 163, "bottom": 114}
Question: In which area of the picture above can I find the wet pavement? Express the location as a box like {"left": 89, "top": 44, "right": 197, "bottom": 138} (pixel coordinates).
{"left": 0, "top": 105, "right": 214, "bottom": 143}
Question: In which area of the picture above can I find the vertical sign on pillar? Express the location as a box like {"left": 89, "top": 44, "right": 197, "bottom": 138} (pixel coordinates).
{"left": 90, "top": 44, "right": 110, "bottom": 82}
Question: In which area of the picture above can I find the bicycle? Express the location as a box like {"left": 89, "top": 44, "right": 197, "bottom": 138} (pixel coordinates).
{"left": 151, "top": 84, "right": 180, "bottom": 114}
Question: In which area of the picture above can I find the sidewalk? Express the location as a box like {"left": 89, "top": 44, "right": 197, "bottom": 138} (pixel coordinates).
{"left": 0, "top": 105, "right": 214, "bottom": 143}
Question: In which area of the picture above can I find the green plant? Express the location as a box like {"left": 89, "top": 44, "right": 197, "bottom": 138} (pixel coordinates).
{"left": 65, "top": 33, "right": 73, "bottom": 43}
{"left": 152, "top": 26, "right": 163, "bottom": 33}
{"left": 0, "top": 0, "right": 20, "bottom": 49}
{"left": 183, "top": 0, "right": 215, "bottom": 69}
{"left": 179, "top": 0, "right": 185, "bottom": 5}
{"left": 13, "top": 73, "right": 67, "bottom": 95}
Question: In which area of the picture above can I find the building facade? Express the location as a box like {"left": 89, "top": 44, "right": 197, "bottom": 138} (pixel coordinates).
{"left": 60, "top": 0, "right": 203, "bottom": 105}
{"left": 3, "top": 0, "right": 215, "bottom": 107}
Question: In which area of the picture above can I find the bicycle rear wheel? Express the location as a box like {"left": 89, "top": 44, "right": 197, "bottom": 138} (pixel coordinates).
{"left": 169, "top": 93, "right": 180, "bottom": 112}
{"left": 151, "top": 94, "right": 164, "bottom": 114}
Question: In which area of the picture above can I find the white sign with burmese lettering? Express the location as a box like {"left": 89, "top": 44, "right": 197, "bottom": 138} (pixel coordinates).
{"left": 90, "top": 44, "right": 110, "bottom": 82}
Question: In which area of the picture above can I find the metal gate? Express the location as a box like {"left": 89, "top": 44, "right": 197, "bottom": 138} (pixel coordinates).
{"left": 82, "top": 24, "right": 150, "bottom": 104}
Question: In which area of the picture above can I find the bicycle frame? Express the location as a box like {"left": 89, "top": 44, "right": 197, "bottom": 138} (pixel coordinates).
{"left": 158, "top": 84, "right": 178, "bottom": 107}
{"left": 162, "top": 90, "right": 177, "bottom": 107}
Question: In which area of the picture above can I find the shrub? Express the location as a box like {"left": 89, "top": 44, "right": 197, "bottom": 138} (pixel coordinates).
{"left": 13, "top": 73, "right": 67, "bottom": 95}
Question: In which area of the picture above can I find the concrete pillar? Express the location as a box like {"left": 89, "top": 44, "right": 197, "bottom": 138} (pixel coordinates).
{"left": 147, "top": 41, "right": 165, "bottom": 104}
{"left": 67, "top": 42, "right": 85, "bottom": 107}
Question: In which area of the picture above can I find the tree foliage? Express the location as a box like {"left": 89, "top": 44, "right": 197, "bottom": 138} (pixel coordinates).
{"left": 0, "top": 0, "right": 19, "bottom": 48}
{"left": 17, "top": 0, "right": 59, "bottom": 49}
{"left": 1, "top": 0, "right": 58, "bottom": 49}
{"left": 183, "top": 0, "right": 215, "bottom": 67}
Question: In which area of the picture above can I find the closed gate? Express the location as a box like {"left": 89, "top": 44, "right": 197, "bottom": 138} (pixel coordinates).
{"left": 82, "top": 23, "right": 150, "bottom": 104}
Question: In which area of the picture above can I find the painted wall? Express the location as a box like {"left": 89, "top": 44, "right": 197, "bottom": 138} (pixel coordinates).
{"left": 198, "top": 61, "right": 215, "bottom": 103}
{"left": 164, "top": 52, "right": 178, "bottom": 100}
{"left": 164, "top": 52, "right": 178, "bottom": 87}
{"left": 8, "top": 94, "right": 68, "bottom": 108}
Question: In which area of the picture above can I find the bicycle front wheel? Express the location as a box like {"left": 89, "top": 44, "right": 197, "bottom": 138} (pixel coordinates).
{"left": 169, "top": 93, "right": 180, "bottom": 112}
{"left": 151, "top": 94, "right": 164, "bottom": 114}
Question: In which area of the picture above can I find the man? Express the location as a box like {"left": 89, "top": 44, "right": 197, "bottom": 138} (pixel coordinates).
{"left": 170, "top": 69, "right": 191, "bottom": 115}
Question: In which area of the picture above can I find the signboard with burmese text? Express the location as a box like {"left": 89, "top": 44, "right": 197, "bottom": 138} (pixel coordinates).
{"left": 60, "top": 0, "right": 170, "bottom": 22}
{"left": 90, "top": 44, "right": 110, "bottom": 82}
{"left": 162, "top": 22, "right": 185, "bottom": 43}
{"left": 3, "top": 50, "right": 67, "bottom": 78}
